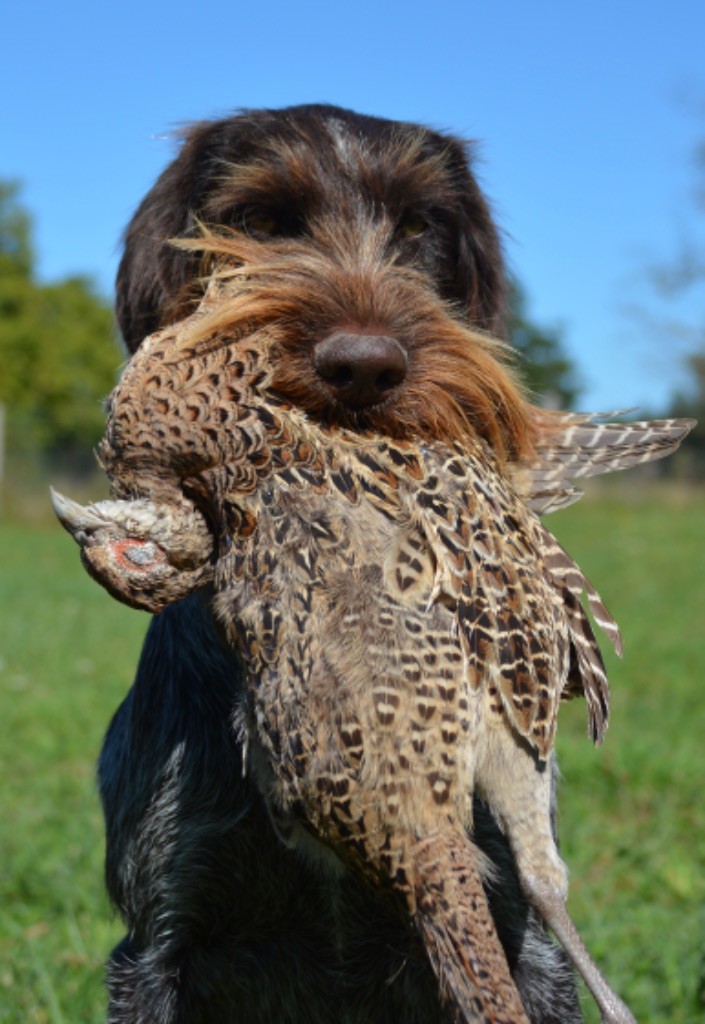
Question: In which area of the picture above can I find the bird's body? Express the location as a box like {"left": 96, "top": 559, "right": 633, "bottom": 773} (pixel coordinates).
{"left": 54, "top": 279, "right": 693, "bottom": 1024}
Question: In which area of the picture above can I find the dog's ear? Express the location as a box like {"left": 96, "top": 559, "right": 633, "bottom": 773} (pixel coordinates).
{"left": 116, "top": 119, "right": 251, "bottom": 352}
{"left": 442, "top": 139, "right": 508, "bottom": 339}
{"left": 117, "top": 123, "right": 205, "bottom": 351}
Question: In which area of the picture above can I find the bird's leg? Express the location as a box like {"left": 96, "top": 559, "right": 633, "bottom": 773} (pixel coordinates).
{"left": 475, "top": 723, "right": 637, "bottom": 1024}
{"left": 531, "top": 890, "right": 637, "bottom": 1024}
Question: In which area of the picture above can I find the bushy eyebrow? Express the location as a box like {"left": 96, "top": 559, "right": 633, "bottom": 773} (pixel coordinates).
{"left": 202, "top": 132, "right": 463, "bottom": 227}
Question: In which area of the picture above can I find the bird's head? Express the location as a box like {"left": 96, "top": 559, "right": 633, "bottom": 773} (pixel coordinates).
{"left": 51, "top": 488, "right": 214, "bottom": 613}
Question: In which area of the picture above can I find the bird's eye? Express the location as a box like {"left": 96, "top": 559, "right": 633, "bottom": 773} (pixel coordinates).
{"left": 398, "top": 214, "right": 427, "bottom": 239}
{"left": 242, "top": 209, "right": 281, "bottom": 237}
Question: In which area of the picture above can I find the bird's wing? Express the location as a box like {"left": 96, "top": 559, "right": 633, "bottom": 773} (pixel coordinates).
{"left": 404, "top": 442, "right": 625, "bottom": 759}
{"left": 513, "top": 411, "right": 696, "bottom": 515}
{"left": 399, "top": 445, "right": 567, "bottom": 760}
{"left": 535, "top": 523, "right": 617, "bottom": 744}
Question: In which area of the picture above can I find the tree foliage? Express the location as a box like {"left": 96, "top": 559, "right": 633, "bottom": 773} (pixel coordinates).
{"left": 506, "top": 280, "right": 581, "bottom": 408}
{"left": 649, "top": 131, "right": 705, "bottom": 474}
{"left": 665, "top": 352, "right": 705, "bottom": 473}
{"left": 0, "top": 181, "right": 120, "bottom": 454}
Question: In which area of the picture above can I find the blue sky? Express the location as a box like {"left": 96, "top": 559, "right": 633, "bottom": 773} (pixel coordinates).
{"left": 3, "top": 0, "right": 704, "bottom": 412}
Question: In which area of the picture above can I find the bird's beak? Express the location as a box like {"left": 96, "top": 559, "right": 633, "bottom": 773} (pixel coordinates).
{"left": 50, "top": 487, "right": 114, "bottom": 546}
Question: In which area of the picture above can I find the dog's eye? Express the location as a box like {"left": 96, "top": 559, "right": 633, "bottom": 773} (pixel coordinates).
{"left": 242, "top": 209, "right": 281, "bottom": 237}
{"left": 398, "top": 214, "right": 427, "bottom": 239}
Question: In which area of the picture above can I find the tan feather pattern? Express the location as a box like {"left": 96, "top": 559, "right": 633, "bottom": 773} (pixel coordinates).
{"left": 98, "top": 314, "right": 609, "bottom": 761}
{"left": 52, "top": 281, "right": 691, "bottom": 1024}
{"left": 514, "top": 410, "right": 696, "bottom": 515}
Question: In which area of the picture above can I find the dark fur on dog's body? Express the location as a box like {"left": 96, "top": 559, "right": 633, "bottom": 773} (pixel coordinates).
{"left": 103, "top": 104, "right": 583, "bottom": 1023}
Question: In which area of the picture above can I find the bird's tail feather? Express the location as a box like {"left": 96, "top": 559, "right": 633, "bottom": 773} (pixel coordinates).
{"left": 408, "top": 833, "right": 529, "bottom": 1024}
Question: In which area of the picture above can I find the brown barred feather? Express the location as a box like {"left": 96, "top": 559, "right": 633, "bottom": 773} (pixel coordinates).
{"left": 52, "top": 274, "right": 685, "bottom": 1024}
{"left": 515, "top": 409, "right": 695, "bottom": 515}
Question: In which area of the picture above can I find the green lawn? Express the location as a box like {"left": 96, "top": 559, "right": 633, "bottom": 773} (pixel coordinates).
{"left": 0, "top": 519, "right": 145, "bottom": 1023}
{"left": 552, "top": 493, "right": 705, "bottom": 1023}
{"left": 1, "top": 492, "right": 704, "bottom": 1023}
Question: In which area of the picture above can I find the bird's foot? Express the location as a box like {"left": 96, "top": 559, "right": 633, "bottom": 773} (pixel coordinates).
{"left": 528, "top": 883, "right": 637, "bottom": 1024}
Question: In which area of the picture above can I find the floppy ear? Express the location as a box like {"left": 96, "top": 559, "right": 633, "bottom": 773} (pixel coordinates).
{"left": 443, "top": 139, "right": 508, "bottom": 339}
{"left": 116, "top": 117, "right": 256, "bottom": 352}
{"left": 117, "top": 122, "right": 207, "bottom": 351}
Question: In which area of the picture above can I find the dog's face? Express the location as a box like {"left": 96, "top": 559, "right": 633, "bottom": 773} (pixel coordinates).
{"left": 117, "top": 105, "right": 531, "bottom": 460}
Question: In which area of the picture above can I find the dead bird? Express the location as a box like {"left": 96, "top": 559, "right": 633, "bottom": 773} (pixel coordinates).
{"left": 54, "top": 267, "right": 693, "bottom": 1024}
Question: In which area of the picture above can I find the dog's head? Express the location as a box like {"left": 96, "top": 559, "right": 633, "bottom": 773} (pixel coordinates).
{"left": 117, "top": 104, "right": 532, "bottom": 460}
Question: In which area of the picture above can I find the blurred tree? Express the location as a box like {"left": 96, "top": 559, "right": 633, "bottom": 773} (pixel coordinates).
{"left": 0, "top": 181, "right": 120, "bottom": 456}
{"left": 647, "top": 130, "right": 705, "bottom": 475}
{"left": 0, "top": 180, "right": 33, "bottom": 278}
{"left": 506, "top": 280, "right": 581, "bottom": 408}
{"left": 664, "top": 352, "right": 705, "bottom": 473}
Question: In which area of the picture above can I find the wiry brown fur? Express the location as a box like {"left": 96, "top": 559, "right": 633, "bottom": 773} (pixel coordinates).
{"left": 175, "top": 229, "right": 535, "bottom": 463}
{"left": 117, "top": 106, "right": 507, "bottom": 350}
{"left": 102, "top": 103, "right": 584, "bottom": 1024}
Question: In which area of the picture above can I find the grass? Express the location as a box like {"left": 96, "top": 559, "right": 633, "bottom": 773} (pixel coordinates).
{"left": 551, "top": 491, "right": 705, "bottom": 1023}
{"left": 1, "top": 488, "right": 704, "bottom": 1022}
{"left": 0, "top": 518, "right": 145, "bottom": 1023}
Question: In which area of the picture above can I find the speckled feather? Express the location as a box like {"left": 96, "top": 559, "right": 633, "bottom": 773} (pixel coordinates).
{"left": 515, "top": 411, "right": 693, "bottom": 515}
{"left": 90, "top": 296, "right": 631, "bottom": 1023}
{"left": 60, "top": 281, "right": 691, "bottom": 1024}
{"left": 100, "top": 307, "right": 618, "bottom": 766}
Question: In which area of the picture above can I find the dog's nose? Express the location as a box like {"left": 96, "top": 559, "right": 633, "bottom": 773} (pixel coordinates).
{"left": 313, "top": 331, "right": 408, "bottom": 409}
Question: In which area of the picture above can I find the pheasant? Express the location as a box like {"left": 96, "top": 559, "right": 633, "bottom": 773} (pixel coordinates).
{"left": 53, "top": 274, "right": 693, "bottom": 1024}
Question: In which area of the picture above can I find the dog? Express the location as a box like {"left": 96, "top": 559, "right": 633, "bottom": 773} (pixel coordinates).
{"left": 102, "top": 103, "right": 583, "bottom": 1023}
